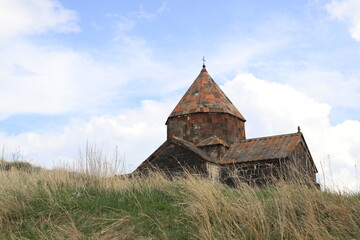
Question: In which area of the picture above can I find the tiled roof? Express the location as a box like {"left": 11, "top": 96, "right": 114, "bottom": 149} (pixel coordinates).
{"left": 220, "top": 133, "right": 302, "bottom": 164}
{"left": 197, "top": 135, "right": 229, "bottom": 147}
{"left": 168, "top": 66, "right": 246, "bottom": 121}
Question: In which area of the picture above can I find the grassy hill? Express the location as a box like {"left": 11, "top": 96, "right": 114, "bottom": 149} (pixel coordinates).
{"left": 0, "top": 162, "right": 359, "bottom": 239}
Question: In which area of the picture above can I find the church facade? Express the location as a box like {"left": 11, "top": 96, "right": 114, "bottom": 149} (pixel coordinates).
{"left": 135, "top": 64, "right": 318, "bottom": 186}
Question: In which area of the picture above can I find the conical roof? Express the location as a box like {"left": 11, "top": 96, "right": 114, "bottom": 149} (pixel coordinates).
{"left": 168, "top": 65, "right": 245, "bottom": 121}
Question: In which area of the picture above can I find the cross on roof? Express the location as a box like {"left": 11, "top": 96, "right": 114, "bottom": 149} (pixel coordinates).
{"left": 202, "top": 56, "right": 206, "bottom": 68}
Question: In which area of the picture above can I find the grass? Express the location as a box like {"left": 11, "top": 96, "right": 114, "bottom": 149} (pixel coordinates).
{"left": 0, "top": 160, "right": 39, "bottom": 172}
{"left": 0, "top": 162, "right": 359, "bottom": 239}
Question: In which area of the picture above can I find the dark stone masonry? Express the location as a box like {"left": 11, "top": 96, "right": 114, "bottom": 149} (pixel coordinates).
{"left": 134, "top": 64, "right": 318, "bottom": 186}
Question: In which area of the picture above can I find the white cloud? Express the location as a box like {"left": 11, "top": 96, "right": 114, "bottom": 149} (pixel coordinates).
{"left": 326, "top": 0, "right": 360, "bottom": 41}
{"left": 0, "top": 100, "right": 173, "bottom": 170}
{"left": 1, "top": 73, "right": 359, "bottom": 191}
{"left": 108, "top": 2, "right": 168, "bottom": 37}
{"left": 211, "top": 40, "right": 275, "bottom": 75}
{"left": 0, "top": 0, "right": 187, "bottom": 122}
{"left": 0, "top": 0, "right": 358, "bottom": 192}
{"left": 0, "top": 32, "right": 180, "bottom": 120}
{"left": 278, "top": 69, "right": 360, "bottom": 108}
{"left": 222, "top": 73, "right": 331, "bottom": 139}
{"left": 0, "top": 0, "right": 79, "bottom": 41}
{"left": 0, "top": 41, "right": 132, "bottom": 119}
{"left": 135, "top": 2, "right": 168, "bottom": 20}
{"left": 324, "top": 120, "right": 360, "bottom": 167}
{"left": 222, "top": 73, "right": 360, "bottom": 191}
{"left": 210, "top": 33, "right": 290, "bottom": 77}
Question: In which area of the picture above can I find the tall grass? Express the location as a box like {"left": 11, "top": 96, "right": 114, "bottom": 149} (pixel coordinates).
{"left": 0, "top": 163, "right": 359, "bottom": 239}
{"left": 54, "top": 143, "right": 125, "bottom": 177}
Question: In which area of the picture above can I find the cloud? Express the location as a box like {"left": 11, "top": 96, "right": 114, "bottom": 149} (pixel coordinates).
{"left": 222, "top": 73, "right": 331, "bottom": 143}
{"left": 222, "top": 73, "right": 360, "bottom": 191}
{"left": 1, "top": 72, "right": 358, "bottom": 191}
{"left": 0, "top": 100, "right": 174, "bottom": 170}
{"left": 135, "top": 2, "right": 168, "bottom": 20}
{"left": 211, "top": 39, "right": 280, "bottom": 75}
{"left": 326, "top": 0, "right": 360, "bottom": 41}
{"left": 0, "top": 0, "right": 358, "bottom": 192}
{"left": 278, "top": 69, "right": 360, "bottom": 109}
{"left": 0, "top": 0, "right": 79, "bottom": 41}
{"left": 0, "top": 27, "right": 179, "bottom": 120}
{"left": 0, "top": 41, "right": 133, "bottom": 119}
{"left": 0, "top": 1, "right": 187, "bottom": 123}
{"left": 107, "top": 2, "right": 168, "bottom": 37}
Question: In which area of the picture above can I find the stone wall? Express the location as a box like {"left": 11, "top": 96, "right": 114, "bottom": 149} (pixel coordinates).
{"left": 220, "top": 145, "right": 317, "bottom": 186}
{"left": 205, "top": 162, "right": 221, "bottom": 181}
{"left": 198, "top": 144, "right": 228, "bottom": 159}
{"left": 166, "top": 112, "right": 245, "bottom": 145}
{"left": 283, "top": 142, "right": 317, "bottom": 183}
{"left": 220, "top": 159, "right": 281, "bottom": 186}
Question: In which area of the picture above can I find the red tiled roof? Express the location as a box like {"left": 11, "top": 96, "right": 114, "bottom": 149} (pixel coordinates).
{"left": 168, "top": 66, "right": 246, "bottom": 121}
{"left": 220, "top": 133, "right": 302, "bottom": 164}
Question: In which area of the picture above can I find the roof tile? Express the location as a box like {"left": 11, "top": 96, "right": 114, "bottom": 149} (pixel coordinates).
{"left": 219, "top": 133, "right": 302, "bottom": 164}
{"left": 168, "top": 67, "right": 246, "bottom": 121}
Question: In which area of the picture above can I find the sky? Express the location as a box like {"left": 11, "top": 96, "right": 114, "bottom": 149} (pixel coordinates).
{"left": 0, "top": 0, "right": 359, "bottom": 191}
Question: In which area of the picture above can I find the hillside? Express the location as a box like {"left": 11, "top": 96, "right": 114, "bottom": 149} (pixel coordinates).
{"left": 0, "top": 163, "right": 359, "bottom": 239}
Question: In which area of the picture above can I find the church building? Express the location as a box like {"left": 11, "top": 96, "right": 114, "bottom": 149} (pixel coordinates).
{"left": 135, "top": 63, "right": 318, "bottom": 186}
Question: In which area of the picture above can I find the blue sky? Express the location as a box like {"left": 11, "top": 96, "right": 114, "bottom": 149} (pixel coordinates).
{"left": 0, "top": 0, "right": 359, "bottom": 191}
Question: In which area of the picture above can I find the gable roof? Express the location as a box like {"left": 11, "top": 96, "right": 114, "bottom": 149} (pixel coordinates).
{"left": 136, "top": 131, "right": 317, "bottom": 174}
{"left": 169, "top": 136, "right": 213, "bottom": 162}
{"left": 167, "top": 66, "right": 246, "bottom": 121}
{"left": 197, "top": 135, "right": 229, "bottom": 147}
{"left": 220, "top": 132, "right": 304, "bottom": 164}
{"left": 136, "top": 136, "right": 213, "bottom": 171}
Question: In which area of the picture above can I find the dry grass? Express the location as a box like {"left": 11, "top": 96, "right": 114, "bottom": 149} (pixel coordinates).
{"left": 0, "top": 157, "right": 359, "bottom": 239}
{"left": 178, "top": 176, "right": 360, "bottom": 240}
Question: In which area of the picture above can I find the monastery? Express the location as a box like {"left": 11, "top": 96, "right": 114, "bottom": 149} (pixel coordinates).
{"left": 134, "top": 63, "right": 318, "bottom": 186}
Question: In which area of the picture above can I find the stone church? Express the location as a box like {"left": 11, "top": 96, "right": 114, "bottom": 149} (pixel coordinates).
{"left": 135, "top": 64, "right": 318, "bottom": 185}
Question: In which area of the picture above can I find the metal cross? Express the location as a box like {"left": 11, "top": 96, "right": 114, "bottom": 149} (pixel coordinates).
{"left": 202, "top": 56, "right": 206, "bottom": 66}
